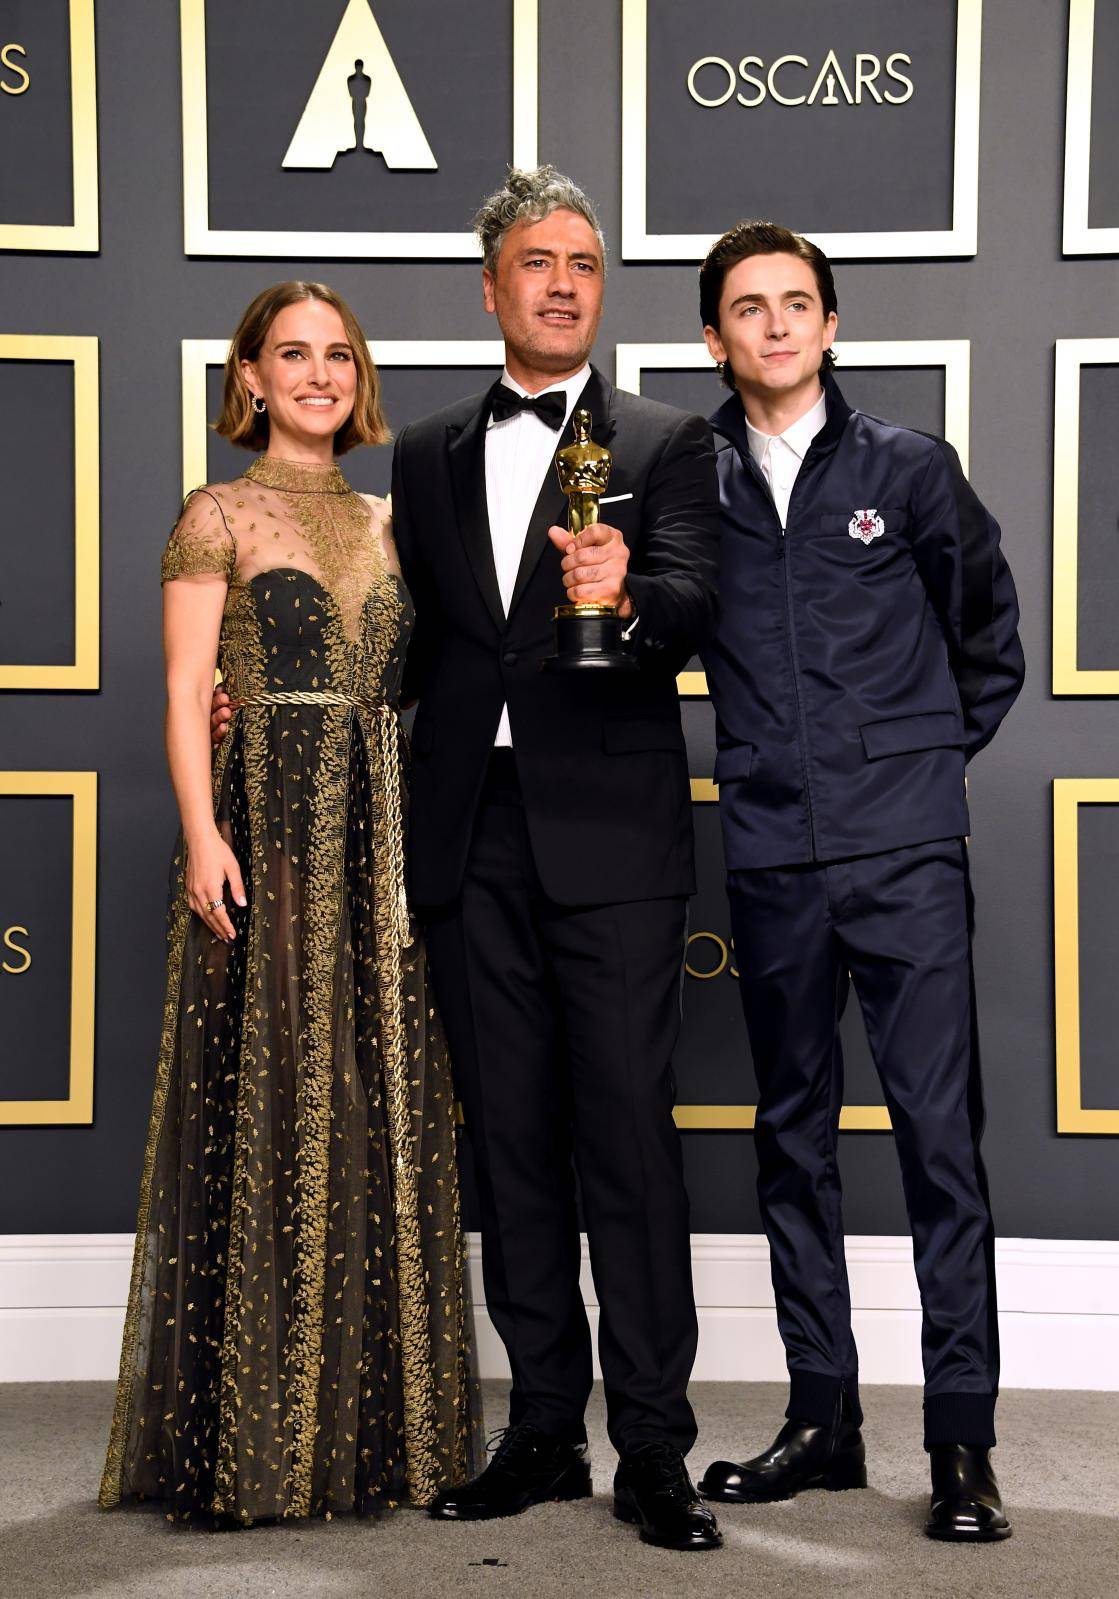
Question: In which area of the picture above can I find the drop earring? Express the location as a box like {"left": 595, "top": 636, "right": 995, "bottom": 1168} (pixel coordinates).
{"left": 252, "top": 396, "right": 267, "bottom": 414}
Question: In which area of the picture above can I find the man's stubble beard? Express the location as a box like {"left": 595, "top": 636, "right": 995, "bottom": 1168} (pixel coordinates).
{"left": 498, "top": 302, "right": 600, "bottom": 380}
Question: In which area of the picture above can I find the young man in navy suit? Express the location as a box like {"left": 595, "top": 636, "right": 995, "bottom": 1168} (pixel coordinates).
{"left": 695, "top": 221, "right": 1023, "bottom": 1543}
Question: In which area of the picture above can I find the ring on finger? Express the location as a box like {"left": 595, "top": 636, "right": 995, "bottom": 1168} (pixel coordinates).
{"left": 206, "top": 897, "right": 225, "bottom": 912}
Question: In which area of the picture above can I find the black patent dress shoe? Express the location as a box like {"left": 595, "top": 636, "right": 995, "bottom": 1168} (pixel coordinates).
{"left": 614, "top": 1442, "right": 722, "bottom": 1551}
{"left": 925, "top": 1444, "right": 1012, "bottom": 1542}
{"left": 428, "top": 1423, "right": 591, "bottom": 1521}
{"left": 699, "top": 1415, "right": 867, "bottom": 1503}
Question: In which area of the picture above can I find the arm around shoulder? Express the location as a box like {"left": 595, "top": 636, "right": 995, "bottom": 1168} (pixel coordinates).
{"left": 623, "top": 412, "right": 721, "bottom": 672}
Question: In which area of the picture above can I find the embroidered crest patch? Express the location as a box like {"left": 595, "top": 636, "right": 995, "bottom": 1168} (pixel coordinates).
{"left": 848, "top": 508, "right": 885, "bottom": 545}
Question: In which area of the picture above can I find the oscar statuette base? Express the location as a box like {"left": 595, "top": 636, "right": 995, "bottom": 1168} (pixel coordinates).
{"left": 541, "top": 604, "right": 639, "bottom": 673}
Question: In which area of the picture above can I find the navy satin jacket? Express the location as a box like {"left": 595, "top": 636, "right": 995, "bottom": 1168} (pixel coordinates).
{"left": 703, "top": 375, "right": 1024, "bottom": 870}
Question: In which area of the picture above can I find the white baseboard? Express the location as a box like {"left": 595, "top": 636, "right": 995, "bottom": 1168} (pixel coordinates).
{"left": 2, "top": 1233, "right": 1117, "bottom": 1389}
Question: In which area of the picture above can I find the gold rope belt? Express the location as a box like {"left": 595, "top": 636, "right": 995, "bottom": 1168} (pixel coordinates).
{"left": 240, "top": 689, "right": 385, "bottom": 710}
{"left": 238, "top": 689, "right": 410, "bottom": 947}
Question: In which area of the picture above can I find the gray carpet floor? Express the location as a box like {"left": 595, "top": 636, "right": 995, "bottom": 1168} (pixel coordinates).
{"left": 1, "top": 1380, "right": 1115, "bottom": 1599}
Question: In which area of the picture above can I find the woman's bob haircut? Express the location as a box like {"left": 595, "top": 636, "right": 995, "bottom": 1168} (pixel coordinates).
{"left": 215, "top": 280, "right": 390, "bottom": 455}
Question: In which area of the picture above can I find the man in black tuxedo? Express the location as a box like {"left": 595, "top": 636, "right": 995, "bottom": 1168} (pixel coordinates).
{"left": 392, "top": 168, "right": 721, "bottom": 1550}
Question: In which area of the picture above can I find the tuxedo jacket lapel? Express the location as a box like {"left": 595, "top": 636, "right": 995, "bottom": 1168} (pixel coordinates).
{"left": 448, "top": 392, "right": 505, "bottom": 632}
{"left": 507, "top": 367, "right": 618, "bottom": 620}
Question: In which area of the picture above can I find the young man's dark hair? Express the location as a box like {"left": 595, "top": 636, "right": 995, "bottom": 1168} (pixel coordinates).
{"left": 699, "top": 220, "right": 838, "bottom": 387}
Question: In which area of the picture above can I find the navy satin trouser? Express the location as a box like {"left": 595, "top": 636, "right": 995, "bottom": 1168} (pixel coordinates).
{"left": 726, "top": 838, "right": 999, "bottom": 1448}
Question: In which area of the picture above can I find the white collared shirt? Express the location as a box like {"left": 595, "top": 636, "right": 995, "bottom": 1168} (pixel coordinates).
{"left": 744, "top": 387, "right": 827, "bottom": 531}
{"left": 485, "top": 362, "right": 591, "bottom": 746}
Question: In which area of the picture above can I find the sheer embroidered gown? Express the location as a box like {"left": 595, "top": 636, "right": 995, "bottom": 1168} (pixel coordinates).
{"left": 100, "top": 455, "right": 480, "bottom": 1523}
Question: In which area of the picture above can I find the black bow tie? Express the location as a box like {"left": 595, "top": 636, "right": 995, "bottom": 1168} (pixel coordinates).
{"left": 489, "top": 385, "right": 567, "bottom": 430}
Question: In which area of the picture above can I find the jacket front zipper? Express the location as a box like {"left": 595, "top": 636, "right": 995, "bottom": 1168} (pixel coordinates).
{"left": 741, "top": 446, "right": 819, "bottom": 858}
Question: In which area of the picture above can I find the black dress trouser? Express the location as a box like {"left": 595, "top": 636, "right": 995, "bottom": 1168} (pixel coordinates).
{"left": 725, "top": 838, "right": 999, "bottom": 1449}
{"left": 422, "top": 751, "right": 698, "bottom": 1455}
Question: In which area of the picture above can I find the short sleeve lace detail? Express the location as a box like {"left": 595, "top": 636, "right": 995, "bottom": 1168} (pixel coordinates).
{"left": 161, "top": 488, "right": 237, "bottom": 584}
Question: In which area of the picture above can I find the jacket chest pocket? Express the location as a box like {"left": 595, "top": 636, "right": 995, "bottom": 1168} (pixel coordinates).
{"left": 814, "top": 505, "right": 909, "bottom": 542}
{"left": 594, "top": 481, "right": 640, "bottom": 536}
{"left": 810, "top": 505, "right": 910, "bottom": 572}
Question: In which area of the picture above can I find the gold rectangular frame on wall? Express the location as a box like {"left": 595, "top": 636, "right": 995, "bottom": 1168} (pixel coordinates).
{"left": 1052, "top": 338, "right": 1119, "bottom": 693}
{"left": 675, "top": 769, "right": 893, "bottom": 1132}
{"left": 620, "top": 0, "right": 983, "bottom": 261}
{"left": 0, "top": 0, "right": 99, "bottom": 252}
{"left": 0, "top": 772, "right": 97, "bottom": 1126}
{"left": 1053, "top": 779, "right": 1119, "bottom": 1133}
{"left": 180, "top": 0, "right": 538, "bottom": 257}
{"left": 1063, "top": 0, "right": 1117, "bottom": 254}
{"left": 621, "top": 339, "right": 972, "bottom": 698}
{"left": 182, "top": 337, "right": 506, "bottom": 492}
{"left": 0, "top": 335, "right": 99, "bottom": 689}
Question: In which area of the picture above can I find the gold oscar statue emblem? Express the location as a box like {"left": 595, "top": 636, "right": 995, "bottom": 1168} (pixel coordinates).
{"left": 542, "top": 408, "right": 638, "bottom": 673}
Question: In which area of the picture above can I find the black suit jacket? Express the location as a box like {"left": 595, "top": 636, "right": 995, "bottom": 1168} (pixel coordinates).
{"left": 391, "top": 366, "right": 720, "bottom": 907}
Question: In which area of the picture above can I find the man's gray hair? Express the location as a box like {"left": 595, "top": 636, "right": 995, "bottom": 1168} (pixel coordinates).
{"left": 473, "top": 165, "right": 606, "bottom": 275}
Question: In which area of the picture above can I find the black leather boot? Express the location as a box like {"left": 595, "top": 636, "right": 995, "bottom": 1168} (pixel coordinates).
{"left": 614, "top": 1442, "right": 722, "bottom": 1551}
{"left": 925, "top": 1444, "right": 1011, "bottom": 1542}
{"left": 428, "top": 1423, "right": 591, "bottom": 1521}
{"left": 699, "top": 1411, "right": 866, "bottom": 1503}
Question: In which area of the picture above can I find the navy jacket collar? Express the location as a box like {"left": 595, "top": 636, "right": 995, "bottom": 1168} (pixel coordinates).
{"left": 710, "top": 371, "right": 854, "bottom": 464}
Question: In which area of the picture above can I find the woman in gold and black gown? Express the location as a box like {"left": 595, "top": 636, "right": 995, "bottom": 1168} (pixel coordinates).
{"left": 100, "top": 283, "right": 480, "bottom": 1525}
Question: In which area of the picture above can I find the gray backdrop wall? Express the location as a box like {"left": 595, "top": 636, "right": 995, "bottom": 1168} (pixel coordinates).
{"left": 1, "top": 0, "right": 1118, "bottom": 1242}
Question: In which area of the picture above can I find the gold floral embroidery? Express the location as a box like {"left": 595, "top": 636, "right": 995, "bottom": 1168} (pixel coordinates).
{"left": 160, "top": 489, "right": 237, "bottom": 584}
{"left": 243, "top": 455, "right": 381, "bottom": 643}
{"left": 369, "top": 721, "right": 441, "bottom": 1506}
{"left": 213, "top": 702, "right": 270, "bottom": 1518}
{"left": 285, "top": 701, "right": 349, "bottom": 1515}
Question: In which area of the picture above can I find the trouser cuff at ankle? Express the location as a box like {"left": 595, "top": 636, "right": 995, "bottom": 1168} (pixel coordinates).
{"left": 923, "top": 1392, "right": 996, "bottom": 1449}
{"left": 511, "top": 1412, "right": 587, "bottom": 1448}
{"left": 786, "top": 1371, "right": 862, "bottom": 1428}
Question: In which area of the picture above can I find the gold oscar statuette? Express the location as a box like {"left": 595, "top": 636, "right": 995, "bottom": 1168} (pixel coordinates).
{"left": 541, "top": 408, "right": 638, "bottom": 673}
